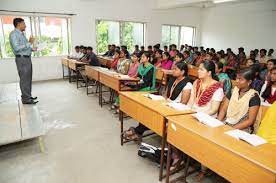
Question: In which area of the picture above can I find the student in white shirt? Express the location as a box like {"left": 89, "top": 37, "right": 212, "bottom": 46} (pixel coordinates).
{"left": 69, "top": 46, "right": 83, "bottom": 59}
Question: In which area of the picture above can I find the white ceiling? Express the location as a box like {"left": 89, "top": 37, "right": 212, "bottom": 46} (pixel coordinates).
{"left": 156, "top": 0, "right": 264, "bottom": 9}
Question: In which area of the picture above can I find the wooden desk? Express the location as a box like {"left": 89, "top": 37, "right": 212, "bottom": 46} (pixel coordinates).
{"left": 98, "top": 70, "right": 139, "bottom": 107}
{"left": 119, "top": 92, "right": 194, "bottom": 181}
{"left": 85, "top": 65, "right": 101, "bottom": 81}
{"left": 67, "top": 59, "right": 88, "bottom": 83}
{"left": 165, "top": 115, "right": 276, "bottom": 183}
{"left": 61, "top": 58, "right": 70, "bottom": 79}
{"left": 188, "top": 65, "right": 198, "bottom": 79}
{"left": 97, "top": 56, "right": 113, "bottom": 69}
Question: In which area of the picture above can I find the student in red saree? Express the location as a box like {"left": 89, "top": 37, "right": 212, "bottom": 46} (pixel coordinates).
{"left": 110, "top": 50, "right": 121, "bottom": 71}
{"left": 187, "top": 60, "right": 224, "bottom": 181}
{"left": 261, "top": 67, "right": 276, "bottom": 104}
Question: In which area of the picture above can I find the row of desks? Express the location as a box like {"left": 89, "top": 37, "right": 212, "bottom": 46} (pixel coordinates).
{"left": 119, "top": 91, "right": 276, "bottom": 183}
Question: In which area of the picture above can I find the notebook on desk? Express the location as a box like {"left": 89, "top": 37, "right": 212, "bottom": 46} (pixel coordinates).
{"left": 192, "top": 112, "right": 224, "bottom": 128}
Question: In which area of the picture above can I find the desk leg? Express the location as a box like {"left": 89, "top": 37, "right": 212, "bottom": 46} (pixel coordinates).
{"left": 119, "top": 110, "right": 124, "bottom": 146}
{"left": 76, "top": 70, "right": 79, "bottom": 88}
{"left": 62, "top": 65, "right": 65, "bottom": 79}
{"left": 159, "top": 118, "right": 168, "bottom": 181}
{"left": 99, "top": 83, "right": 102, "bottom": 107}
{"left": 69, "top": 68, "right": 72, "bottom": 83}
{"left": 165, "top": 143, "right": 172, "bottom": 183}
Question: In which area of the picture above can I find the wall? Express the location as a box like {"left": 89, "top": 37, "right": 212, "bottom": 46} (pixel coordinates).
{"left": 0, "top": 0, "right": 202, "bottom": 83}
{"left": 201, "top": 0, "right": 276, "bottom": 54}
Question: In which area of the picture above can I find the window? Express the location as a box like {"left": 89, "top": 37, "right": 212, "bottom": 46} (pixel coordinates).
{"left": 0, "top": 15, "right": 71, "bottom": 58}
{"left": 161, "top": 25, "right": 195, "bottom": 48}
{"left": 96, "top": 20, "right": 145, "bottom": 54}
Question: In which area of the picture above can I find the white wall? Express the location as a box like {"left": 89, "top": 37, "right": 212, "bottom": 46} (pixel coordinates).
{"left": 201, "top": 0, "right": 276, "bottom": 54}
{"left": 0, "top": 0, "right": 202, "bottom": 83}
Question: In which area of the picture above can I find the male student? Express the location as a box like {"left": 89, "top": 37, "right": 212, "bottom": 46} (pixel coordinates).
{"left": 268, "top": 49, "right": 274, "bottom": 60}
{"left": 69, "top": 46, "right": 83, "bottom": 59}
{"left": 259, "top": 49, "right": 268, "bottom": 64}
{"left": 87, "top": 47, "right": 100, "bottom": 66}
{"left": 103, "top": 45, "right": 111, "bottom": 56}
{"left": 79, "top": 47, "right": 89, "bottom": 61}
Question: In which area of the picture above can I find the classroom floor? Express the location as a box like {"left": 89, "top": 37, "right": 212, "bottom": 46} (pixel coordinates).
{"left": 0, "top": 80, "right": 224, "bottom": 183}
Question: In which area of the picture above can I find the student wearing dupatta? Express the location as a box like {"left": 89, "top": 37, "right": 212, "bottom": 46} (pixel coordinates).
{"left": 261, "top": 67, "right": 276, "bottom": 104}
{"left": 216, "top": 62, "right": 232, "bottom": 94}
{"left": 110, "top": 50, "right": 121, "bottom": 71}
{"left": 117, "top": 50, "right": 131, "bottom": 75}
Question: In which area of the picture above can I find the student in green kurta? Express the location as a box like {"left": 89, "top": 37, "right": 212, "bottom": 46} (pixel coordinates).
{"left": 122, "top": 51, "right": 156, "bottom": 141}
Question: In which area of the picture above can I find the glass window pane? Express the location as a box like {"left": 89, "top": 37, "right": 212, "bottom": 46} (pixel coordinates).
{"left": 1, "top": 15, "right": 32, "bottom": 58}
{"left": 161, "top": 25, "right": 171, "bottom": 48}
{"left": 96, "top": 20, "right": 119, "bottom": 54}
{"left": 38, "top": 17, "right": 69, "bottom": 56}
{"left": 180, "top": 26, "right": 195, "bottom": 46}
{"left": 170, "top": 26, "right": 179, "bottom": 48}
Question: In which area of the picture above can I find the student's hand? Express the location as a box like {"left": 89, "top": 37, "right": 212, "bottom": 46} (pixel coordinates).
{"left": 32, "top": 47, "right": 37, "bottom": 51}
{"left": 29, "top": 36, "right": 35, "bottom": 44}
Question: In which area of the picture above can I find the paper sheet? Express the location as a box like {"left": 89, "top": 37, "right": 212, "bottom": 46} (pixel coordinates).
{"left": 118, "top": 74, "right": 131, "bottom": 79}
{"left": 225, "top": 129, "right": 267, "bottom": 146}
{"left": 167, "top": 102, "right": 191, "bottom": 111}
{"left": 143, "top": 94, "right": 165, "bottom": 101}
{"left": 192, "top": 112, "right": 224, "bottom": 128}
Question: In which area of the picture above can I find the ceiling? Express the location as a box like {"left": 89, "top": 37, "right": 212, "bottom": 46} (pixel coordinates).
{"left": 156, "top": 0, "right": 264, "bottom": 9}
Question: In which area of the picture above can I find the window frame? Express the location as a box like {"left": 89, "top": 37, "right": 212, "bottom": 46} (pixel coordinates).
{"left": 95, "top": 19, "right": 146, "bottom": 54}
{"left": 0, "top": 14, "right": 72, "bottom": 59}
{"left": 161, "top": 24, "right": 196, "bottom": 48}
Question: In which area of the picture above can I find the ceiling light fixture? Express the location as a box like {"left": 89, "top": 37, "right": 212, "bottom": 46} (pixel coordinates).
{"left": 213, "top": 0, "right": 238, "bottom": 4}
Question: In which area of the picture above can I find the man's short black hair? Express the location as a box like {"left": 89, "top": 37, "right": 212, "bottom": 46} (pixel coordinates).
{"left": 13, "top": 18, "right": 24, "bottom": 27}
{"left": 87, "top": 46, "right": 93, "bottom": 51}
{"left": 75, "top": 46, "right": 80, "bottom": 49}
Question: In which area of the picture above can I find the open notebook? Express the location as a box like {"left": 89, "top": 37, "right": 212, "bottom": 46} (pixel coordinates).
{"left": 192, "top": 112, "right": 224, "bottom": 128}
{"left": 143, "top": 94, "right": 165, "bottom": 101}
{"left": 225, "top": 129, "right": 267, "bottom": 146}
{"left": 166, "top": 102, "right": 191, "bottom": 111}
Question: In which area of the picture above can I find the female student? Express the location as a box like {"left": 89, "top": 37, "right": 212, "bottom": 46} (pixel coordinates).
{"left": 172, "top": 53, "right": 184, "bottom": 69}
{"left": 188, "top": 61, "right": 224, "bottom": 116}
{"left": 127, "top": 53, "right": 140, "bottom": 78}
{"left": 110, "top": 50, "right": 121, "bottom": 71}
{"left": 217, "top": 68, "right": 261, "bottom": 133}
{"left": 261, "top": 67, "right": 276, "bottom": 104}
{"left": 216, "top": 62, "right": 232, "bottom": 94}
{"left": 188, "top": 60, "right": 224, "bottom": 181}
{"left": 161, "top": 52, "right": 173, "bottom": 70}
{"left": 117, "top": 49, "right": 131, "bottom": 75}
{"left": 153, "top": 49, "right": 163, "bottom": 68}
{"left": 260, "top": 59, "right": 276, "bottom": 81}
{"left": 123, "top": 61, "right": 192, "bottom": 142}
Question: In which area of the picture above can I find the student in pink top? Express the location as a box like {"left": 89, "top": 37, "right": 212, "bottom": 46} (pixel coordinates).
{"left": 169, "top": 44, "right": 177, "bottom": 58}
{"left": 161, "top": 52, "right": 173, "bottom": 70}
{"left": 128, "top": 53, "right": 140, "bottom": 77}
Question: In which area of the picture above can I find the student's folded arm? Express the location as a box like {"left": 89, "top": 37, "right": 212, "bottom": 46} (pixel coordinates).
{"left": 233, "top": 105, "right": 260, "bottom": 130}
{"left": 187, "top": 81, "right": 197, "bottom": 107}
{"left": 217, "top": 98, "right": 229, "bottom": 121}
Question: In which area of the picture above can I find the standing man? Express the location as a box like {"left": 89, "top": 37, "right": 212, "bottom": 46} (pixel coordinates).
{"left": 9, "top": 18, "right": 38, "bottom": 104}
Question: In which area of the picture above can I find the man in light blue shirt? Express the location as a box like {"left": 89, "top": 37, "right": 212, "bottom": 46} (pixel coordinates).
{"left": 9, "top": 18, "right": 38, "bottom": 104}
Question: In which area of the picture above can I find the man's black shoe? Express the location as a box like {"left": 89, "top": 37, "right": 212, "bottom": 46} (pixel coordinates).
{"left": 31, "top": 96, "right": 38, "bottom": 100}
{"left": 22, "top": 100, "right": 39, "bottom": 105}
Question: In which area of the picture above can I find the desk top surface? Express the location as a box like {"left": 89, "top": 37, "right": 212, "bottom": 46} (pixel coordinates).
{"left": 120, "top": 92, "right": 194, "bottom": 117}
{"left": 166, "top": 114, "right": 276, "bottom": 173}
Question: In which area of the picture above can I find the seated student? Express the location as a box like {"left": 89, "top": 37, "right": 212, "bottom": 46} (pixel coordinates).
{"left": 127, "top": 53, "right": 140, "bottom": 78}
{"left": 217, "top": 51, "right": 227, "bottom": 65}
{"left": 192, "top": 51, "right": 202, "bottom": 67}
{"left": 121, "top": 45, "right": 131, "bottom": 59}
{"left": 260, "top": 59, "right": 276, "bottom": 81}
{"left": 139, "top": 46, "right": 145, "bottom": 55}
{"left": 172, "top": 53, "right": 184, "bottom": 68}
{"left": 238, "top": 51, "right": 247, "bottom": 66}
{"left": 188, "top": 60, "right": 224, "bottom": 181}
{"left": 250, "top": 64, "right": 264, "bottom": 93}
{"left": 110, "top": 50, "right": 120, "bottom": 71}
{"left": 216, "top": 62, "right": 232, "bottom": 94}
{"left": 153, "top": 49, "right": 163, "bottom": 67}
{"left": 123, "top": 61, "right": 192, "bottom": 142}
{"left": 147, "top": 45, "right": 153, "bottom": 57}
{"left": 259, "top": 49, "right": 269, "bottom": 64}
{"left": 69, "top": 46, "right": 82, "bottom": 59}
{"left": 117, "top": 49, "right": 131, "bottom": 75}
{"left": 133, "top": 45, "right": 140, "bottom": 55}
{"left": 188, "top": 60, "right": 224, "bottom": 116}
{"left": 183, "top": 51, "right": 192, "bottom": 64}
{"left": 102, "top": 45, "right": 111, "bottom": 57}
{"left": 87, "top": 47, "right": 100, "bottom": 66}
{"left": 246, "top": 58, "right": 256, "bottom": 67}
{"left": 163, "top": 45, "right": 168, "bottom": 52}
{"left": 204, "top": 52, "right": 213, "bottom": 61}
{"left": 257, "top": 102, "right": 276, "bottom": 144}
{"left": 218, "top": 68, "right": 260, "bottom": 133}
{"left": 226, "top": 52, "right": 237, "bottom": 68}
{"left": 169, "top": 44, "right": 177, "bottom": 58}
{"left": 267, "top": 49, "right": 274, "bottom": 60}
{"left": 260, "top": 67, "right": 276, "bottom": 104}
{"left": 179, "top": 45, "right": 185, "bottom": 52}
{"left": 161, "top": 52, "right": 173, "bottom": 70}
{"left": 79, "top": 47, "right": 89, "bottom": 62}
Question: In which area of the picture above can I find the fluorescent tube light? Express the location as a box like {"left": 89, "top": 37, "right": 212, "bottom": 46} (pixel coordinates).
{"left": 213, "top": 0, "right": 237, "bottom": 3}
